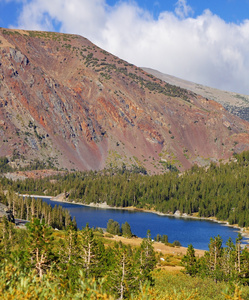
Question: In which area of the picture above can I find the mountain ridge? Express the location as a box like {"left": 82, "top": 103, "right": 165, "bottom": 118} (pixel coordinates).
{"left": 1, "top": 28, "right": 249, "bottom": 173}
{"left": 142, "top": 67, "right": 249, "bottom": 122}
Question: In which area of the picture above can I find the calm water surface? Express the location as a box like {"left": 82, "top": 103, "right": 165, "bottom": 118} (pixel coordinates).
{"left": 40, "top": 197, "right": 246, "bottom": 250}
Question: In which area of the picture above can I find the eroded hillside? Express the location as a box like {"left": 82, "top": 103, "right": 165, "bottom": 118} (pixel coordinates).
{"left": 1, "top": 28, "right": 249, "bottom": 172}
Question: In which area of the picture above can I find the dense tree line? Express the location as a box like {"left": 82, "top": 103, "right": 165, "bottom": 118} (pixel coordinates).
{"left": 2, "top": 151, "right": 249, "bottom": 228}
{"left": 182, "top": 234, "right": 249, "bottom": 285}
{"left": 0, "top": 218, "right": 156, "bottom": 299}
{"left": 0, "top": 189, "right": 74, "bottom": 230}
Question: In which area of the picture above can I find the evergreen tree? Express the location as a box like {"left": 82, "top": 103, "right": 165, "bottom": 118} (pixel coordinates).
{"left": 26, "top": 218, "right": 55, "bottom": 278}
{"left": 207, "top": 235, "right": 223, "bottom": 282}
{"left": 161, "top": 234, "right": 168, "bottom": 244}
{"left": 240, "top": 248, "right": 249, "bottom": 284}
{"left": 78, "top": 225, "right": 104, "bottom": 278}
{"left": 107, "top": 219, "right": 121, "bottom": 235}
{"left": 121, "top": 222, "right": 132, "bottom": 238}
{"left": 182, "top": 234, "right": 249, "bottom": 285}
{"left": 182, "top": 244, "right": 199, "bottom": 276}
{"left": 155, "top": 234, "right": 161, "bottom": 242}
{"left": 1, "top": 216, "right": 15, "bottom": 257}
{"left": 222, "top": 237, "right": 237, "bottom": 281}
{"left": 236, "top": 233, "right": 243, "bottom": 274}
{"left": 107, "top": 244, "right": 136, "bottom": 299}
{"left": 135, "top": 230, "right": 156, "bottom": 290}
{"left": 62, "top": 222, "right": 79, "bottom": 264}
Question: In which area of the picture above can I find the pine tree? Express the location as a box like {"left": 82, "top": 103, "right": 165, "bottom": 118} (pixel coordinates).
{"left": 161, "top": 234, "right": 168, "bottom": 244}
{"left": 107, "top": 219, "right": 121, "bottom": 235}
{"left": 78, "top": 225, "right": 103, "bottom": 278}
{"left": 181, "top": 244, "right": 199, "bottom": 276}
{"left": 205, "top": 235, "right": 223, "bottom": 282}
{"left": 121, "top": 222, "right": 132, "bottom": 237}
{"left": 135, "top": 230, "right": 156, "bottom": 290}
{"left": 1, "top": 216, "right": 15, "bottom": 258}
{"left": 56, "top": 222, "right": 79, "bottom": 289}
{"left": 236, "top": 233, "right": 243, "bottom": 274}
{"left": 65, "top": 222, "right": 79, "bottom": 263}
{"left": 240, "top": 248, "right": 249, "bottom": 283}
{"left": 107, "top": 244, "right": 136, "bottom": 299}
{"left": 26, "top": 218, "right": 55, "bottom": 278}
{"left": 222, "top": 237, "right": 237, "bottom": 280}
{"left": 155, "top": 234, "right": 161, "bottom": 242}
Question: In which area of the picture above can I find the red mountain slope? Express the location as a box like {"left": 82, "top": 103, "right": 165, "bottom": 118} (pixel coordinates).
{"left": 1, "top": 28, "right": 249, "bottom": 173}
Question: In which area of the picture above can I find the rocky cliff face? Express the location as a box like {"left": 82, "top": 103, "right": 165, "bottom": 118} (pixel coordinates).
{"left": 1, "top": 28, "right": 249, "bottom": 173}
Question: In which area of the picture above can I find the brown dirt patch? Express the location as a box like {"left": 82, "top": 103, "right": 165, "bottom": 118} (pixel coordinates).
{"left": 106, "top": 235, "right": 205, "bottom": 257}
{"left": 0, "top": 36, "right": 13, "bottom": 48}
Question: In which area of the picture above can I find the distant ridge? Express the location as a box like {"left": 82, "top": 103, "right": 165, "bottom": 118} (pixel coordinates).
{"left": 142, "top": 67, "right": 249, "bottom": 122}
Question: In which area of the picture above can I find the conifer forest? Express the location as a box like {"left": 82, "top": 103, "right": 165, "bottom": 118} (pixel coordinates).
{"left": 1, "top": 151, "right": 249, "bottom": 298}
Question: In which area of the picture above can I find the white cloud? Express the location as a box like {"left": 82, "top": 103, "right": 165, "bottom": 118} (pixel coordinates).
{"left": 7, "top": 0, "right": 249, "bottom": 94}
{"left": 174, "top": 0, "right": 194, "bottom": 19}
{"left": 11, "top": 0, "right": 108, "bottom": 37}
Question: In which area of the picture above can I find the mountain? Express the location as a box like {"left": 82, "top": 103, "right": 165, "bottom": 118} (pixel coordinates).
{"left": 143, "top": 67, "right": 249, "bottom": 122}
{"left": 1, "top": 28, "right": 249, "bottom": 173}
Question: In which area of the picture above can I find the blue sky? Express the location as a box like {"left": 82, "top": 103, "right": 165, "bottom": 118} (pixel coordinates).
{"left": 3, "top": 1, "right": 248, "bottom": 28}
{"left": 106, "top": 0, "right": 249, "bottom": 23}
{"left": 1, "top": 0, "right": 249, "bottom": 94}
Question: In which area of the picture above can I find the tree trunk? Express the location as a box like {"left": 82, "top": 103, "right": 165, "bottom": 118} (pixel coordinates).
{"left": 120, "top": 254, "right": 125, "bottom": 300}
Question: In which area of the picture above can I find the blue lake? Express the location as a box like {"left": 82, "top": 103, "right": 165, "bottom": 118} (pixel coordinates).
{"left": 39, "top": 197, "right": 247, "bottom": 251}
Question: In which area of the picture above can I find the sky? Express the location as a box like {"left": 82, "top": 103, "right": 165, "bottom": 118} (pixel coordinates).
{"left": 1, "top": 0, "right": 249, "bottom": 95}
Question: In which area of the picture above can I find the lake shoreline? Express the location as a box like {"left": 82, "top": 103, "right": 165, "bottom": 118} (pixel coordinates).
{"left": 83, "top": 202, "right": 249, "bottom": 241}
{"left": 21, "top": 193, "right": 249, "bottom": 245}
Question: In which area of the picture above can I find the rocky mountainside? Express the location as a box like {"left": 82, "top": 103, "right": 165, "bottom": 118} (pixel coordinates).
{"left": 1, "top": 28, "right": 249, "bottom": 173}
{"left": 143, "top": 68, "right": 249, "bottom": 122}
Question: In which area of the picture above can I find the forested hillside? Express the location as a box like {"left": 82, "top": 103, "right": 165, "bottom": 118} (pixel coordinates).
{"left": 0, "top": 216, "right": 249, "bottom": 299}
{"left": 1, "top": 154, "right": 249, "bottom": 298}
{"left": 3, "top": 151, "right": 249, "bottom": 228}
{"left": 0, "top": 217, "right": 157, "bottom": 299}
